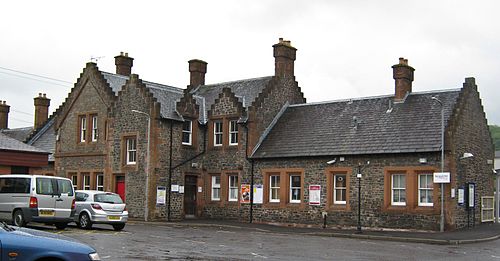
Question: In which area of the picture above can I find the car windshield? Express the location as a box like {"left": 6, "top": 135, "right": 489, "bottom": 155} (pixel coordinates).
{"left": 94, "top": 193, "right": 123, "bottom": 204}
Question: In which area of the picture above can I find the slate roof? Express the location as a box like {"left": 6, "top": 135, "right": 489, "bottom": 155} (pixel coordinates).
{"left": 192, "top": 76, "right": 273, "bottom": 109}
{"left": 26, "top": 118, "right": 56, "bottom": 161}
{"left": 0, "top": 132, "right": 49, "bottom": 154}
{"left": 1, "top": 127, "right": 33, "bottom": 142}
{"left": 102, "top": 72, "right": 205, "bottom": 122}
{"left": 252, "top": 89, "right": 461, "bottom": 158}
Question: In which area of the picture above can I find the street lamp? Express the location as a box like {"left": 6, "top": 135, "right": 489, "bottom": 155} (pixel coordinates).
{"left": 356, "top": 161, "right": 369, "bottom": 234}
{"left": 132, "top": 109, "right": 151, "bottom": 222}
{"left": 431, "top": 96, "right": 445, "bottom": 232}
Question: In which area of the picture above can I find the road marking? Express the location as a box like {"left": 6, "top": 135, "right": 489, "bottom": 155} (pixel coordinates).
{"left": 251, "top": 252, "right": 268, "bottom": 259}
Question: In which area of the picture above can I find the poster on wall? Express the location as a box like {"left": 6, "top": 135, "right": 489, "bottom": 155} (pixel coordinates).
{"left": 156, "top": 186, "right": 166, "bottom": 206}
{"left": 241, "top": 184, "right": 250, "bottom": 203}
{"left": 253, "top": 184, "right": 263, "bottom": 204}
{"left": 309, "top": 185, "right": 321, "bottom": 205}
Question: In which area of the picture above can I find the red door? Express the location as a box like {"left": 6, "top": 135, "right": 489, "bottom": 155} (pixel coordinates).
{"left": 115, "top": 176, "right": 126, "bottom": 202}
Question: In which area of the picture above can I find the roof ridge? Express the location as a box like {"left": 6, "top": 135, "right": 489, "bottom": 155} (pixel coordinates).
{"left": 290, "top": 88, "right": 462, "bottom": 108}
{"left": 202, "top": 76, "right": 273, "bottom": 87}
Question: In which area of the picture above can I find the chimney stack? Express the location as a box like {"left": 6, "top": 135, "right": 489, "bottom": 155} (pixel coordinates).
{"left": 0, "top": 100, "right": 10, "bottom": 129}
{"left": 34, "top": 93, "right": 50, "bottom": 130}
{"left": 392, "top": 57, "right": 415, "bottom": 101}
{"left": 188, "top": 59, "right": 208, "bottom": 89}
{"left": 115, "top": 52, "right": 134, "bottom": 76}
{"left": 273, "top": 38, "right": 297, "bottom": 78}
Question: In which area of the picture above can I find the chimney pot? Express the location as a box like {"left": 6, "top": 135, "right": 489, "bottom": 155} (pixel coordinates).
{"left": 115, "top": 52, "right": 134, "bottom": 76}
{"left": 392, "top": 57, "right": 415, "bottom": 101}
{"left": 0, "top": 100, "right": 10, "bottom": 129}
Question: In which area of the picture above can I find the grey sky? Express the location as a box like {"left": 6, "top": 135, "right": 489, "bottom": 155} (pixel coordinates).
{"left": 1, "top": 0, "right": 499, "bottom": 128}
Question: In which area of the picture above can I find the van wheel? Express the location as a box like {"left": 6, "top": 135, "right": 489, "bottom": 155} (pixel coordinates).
{"left": 55, "top": 222, "right": 68, "bottom": 229}
{"left": 112, "top": 223, "right": 125, "bottom": 231}
{"left": 79, "top": 213, "right": 92, "bottom": 229}
{"left": 13, "top": 210, "right": 26, "bottom": 227}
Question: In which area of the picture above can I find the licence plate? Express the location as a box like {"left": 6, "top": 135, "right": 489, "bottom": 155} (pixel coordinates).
{"left": 108, "top": 216, "right": 120, "bottom": 221}
{"left": 40, "top": 210, "right": 55, "bottom": 216}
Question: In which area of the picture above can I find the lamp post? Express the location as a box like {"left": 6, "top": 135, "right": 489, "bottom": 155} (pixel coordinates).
{"left": 431, "top": 96, "right": 445, "bottom": 232}
{"left": 355, "top": 161, "right": 369, "bottom": 234}
{"left": 132, "top": 109, "right": 151, "bottom": 222}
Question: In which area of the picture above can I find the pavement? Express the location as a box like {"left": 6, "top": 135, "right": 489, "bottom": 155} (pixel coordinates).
{"left": 131, "top": 218, "right": 500, "bottom": 245}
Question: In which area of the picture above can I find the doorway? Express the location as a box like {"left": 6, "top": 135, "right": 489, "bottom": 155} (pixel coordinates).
{"left": 184, "top": 175, "right": 197, "bottom": 218}
{"left": 115, "top": 175, "right": 125, "bottom": 202}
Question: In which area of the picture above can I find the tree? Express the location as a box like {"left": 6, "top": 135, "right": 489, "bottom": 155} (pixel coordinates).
{"left": 490, "top": 125, "right": 500, "bottom": 150}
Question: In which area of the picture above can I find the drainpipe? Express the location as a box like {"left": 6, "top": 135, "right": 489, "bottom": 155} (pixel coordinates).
{"left": 244, "top": 123, "right": 254, "bottom": 223}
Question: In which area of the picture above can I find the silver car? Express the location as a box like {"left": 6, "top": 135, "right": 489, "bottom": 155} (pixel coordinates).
{"left": 74, "top": 190, "right": 128, "bottom": 231}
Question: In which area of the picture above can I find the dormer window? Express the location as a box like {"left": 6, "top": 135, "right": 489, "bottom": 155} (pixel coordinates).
{"left": 214, "top": 121, "right": 223, "bottom": 146}
{"left": 182, "top": 120, "right": 192, "bottom": 145}
{"left": 229, "top": 120, "right": 238, "bottom": 146}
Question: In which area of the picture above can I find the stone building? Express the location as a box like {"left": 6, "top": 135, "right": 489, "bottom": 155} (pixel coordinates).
{"left": 47, "top": 39, "right": 493, "bottom": 230}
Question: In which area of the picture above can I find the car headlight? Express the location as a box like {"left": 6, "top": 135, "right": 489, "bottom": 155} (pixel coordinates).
{"left": 89, "top": 252, "right": 101, "bottom": 261}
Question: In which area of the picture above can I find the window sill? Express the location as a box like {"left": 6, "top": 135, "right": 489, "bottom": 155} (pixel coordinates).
{"left": 328, "top": 204, "right": 351, "bottom": 212}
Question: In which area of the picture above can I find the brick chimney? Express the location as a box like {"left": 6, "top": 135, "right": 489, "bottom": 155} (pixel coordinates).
{"left": 115, "top": 52, "right": 134, "bottom": 76}
{"left": 34, "top": 93, "right": 50, "bottom": 130}
{"left": 392, "top": 57, "right": 415, "bottom": 101}
{"left": 188, "top": 59, "right": 207, "bottom": 89}
{"left": 0, "top": 100, "right": 10, "bottom": 129}
{"left": 273, "top": 38, "right": 297, "bottom": 78}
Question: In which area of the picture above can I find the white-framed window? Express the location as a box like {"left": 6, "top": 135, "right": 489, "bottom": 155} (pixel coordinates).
{"left": 211, "top": 176, "right": 221, "bottom": 201}
{"left": 214, "top": 121, "right": 223, "bottom": 146}
{"left": 182, "top": 120, "right": 192, "bottom": 145}
{"left": 229, "top": 120, "right": 238, "bottom": 146}
{"left": 126, "top": 138, "right": 137, "bottom": 165}
{"left": 228, "top": 175, "right": 238, "bottom": 202}
{"left": 83, "top": 174, "right": 90, "bottom": 190}
{"left": 91, "top": 115, "right": 98, "bottom": 142}
{"left": 71, "top": 175, "right": 78, "bottom": 191}
{"left": 80, "top": 116, "right": 87, "bottom": 143}
{"left": 418, "top": 173, "right": 433, "bottom": 206}
{"left": 270, "top": 175, "right": 280, "bottom": 203}
{"left": 391, "top": 174, "right": 406, "bottom": 206}
{"left": 96, "top": 174, "right": 104, "bottom": 191}
{"left": 289, "top": 175, "right": 301, "bottom": 203}
{"left": 334, "top": 174, "right": 347, "bottom": 204}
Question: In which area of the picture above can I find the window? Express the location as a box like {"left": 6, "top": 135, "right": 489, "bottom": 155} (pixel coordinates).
{"left": 211, "top": 176, "right": 220, "bottom": 201}
{"left": 228, "top": 175, "right": 238, "bottom": 202}
{"left": 0, "top": 178, "right": 30, "bottom": 194}
{"left": 57, "top": 179, "right": 74, "bottom": 196}
{"left": 214, "top": 121, "right": 223, "bottom": 146}
{"left": 182, "top": 120, "right": 192, "bottom": 145}
{"left": 334, "top": 174, "right": 347, "bottom": 204}
{"left": 80, "top": 116, "right": 87, "bottom": 143}
{"left": 96, "top": 174, "right": 104, "bottom": 191}
{"left": 83, "top": 174, "right": 91, "bottom": 190}
{"left": 126, "top": 138, "right": 137, "bottom": 165}
{"left": 36, "top": 178, "right": 54, "bottom": 195}
{"left": 270, "top": 175, "right": 280, "bottom": 203}
{"left": 391, "top": 174, "right": 406, "bottom": 206}
{"left": 229, "top": 120, "right": 238, "bottom": 146}
{"left": 418, "top": 174, "right": 433, "bottom": 206}
{"left": 91, "top": 115, "right": 98, "bottom": 142}
{"left": 289, "top": 175, "right": 301, "bottom": 203}
{"left": 71, "top": 175, "right": 78, "bottom": 191}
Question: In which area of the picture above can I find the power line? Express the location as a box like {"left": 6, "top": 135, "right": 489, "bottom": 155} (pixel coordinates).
{"left": 10, "top": 117, "right": 32, "bottom": 124}
{"left": 11, "top": 109, "right": 34, "bottom": 116}
{"left": 0, "top": 66, "right": 73, "bottom": 84}
{"left": 0, "top": 70, "right": 71, "bottom": 88}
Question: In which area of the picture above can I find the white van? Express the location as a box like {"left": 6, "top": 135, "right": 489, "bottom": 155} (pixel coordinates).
{"left": 0, "top": 174, "right": 75, "bottom": 229}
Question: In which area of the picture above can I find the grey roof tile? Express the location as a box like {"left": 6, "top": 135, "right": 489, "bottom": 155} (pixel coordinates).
{"left": 252, "top": 90, "right": 460, "bottom": 158}
{"left": 27, "top": 118, "right": 56, "bottom": 161}
{"left": 0, "top": 132, "right": 48, "bottom": 154}
{"left": 1, "top": 127, "right": 33, "bottom": 142}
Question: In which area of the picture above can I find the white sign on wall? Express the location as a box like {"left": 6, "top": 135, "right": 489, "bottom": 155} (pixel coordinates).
{"left": 433, "top": 172, "right": 451, "bottom": 183}
{"left": 309, "top": 185, "right": 321, "bottom": 205}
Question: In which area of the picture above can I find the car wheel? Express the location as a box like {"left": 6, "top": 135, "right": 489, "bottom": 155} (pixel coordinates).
{"left": 79, "top": 213, "right": 92, "bottom": 229}
{"left": 12, "top": 210, "right": 26, "bottom": 227}
{"left": 55, "top": 222, "right": 68, "bottom": 229}
{"left": 112, "top": 223, "right": 125, "bottom": 231}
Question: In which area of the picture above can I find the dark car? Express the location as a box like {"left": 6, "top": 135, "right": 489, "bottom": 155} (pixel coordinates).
{"left": 0, "top": 222, "right": 100, "bottom": 260}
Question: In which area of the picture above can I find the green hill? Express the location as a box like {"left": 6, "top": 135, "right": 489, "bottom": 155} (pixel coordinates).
{"left": 490, "top": 125, "right": 500, "bottom": 150}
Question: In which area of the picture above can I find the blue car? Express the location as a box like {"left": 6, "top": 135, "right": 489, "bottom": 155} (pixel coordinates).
{"left": 0, "top": 222, "right": 100, "bottom": 261}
